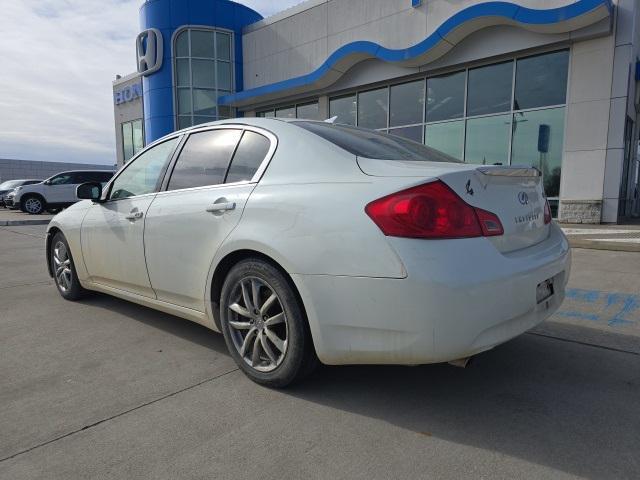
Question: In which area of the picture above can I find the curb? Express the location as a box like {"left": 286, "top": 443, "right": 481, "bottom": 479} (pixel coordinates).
{"left": 0, "top": 220, "right": 51, "bottom": 226}
{"left": 568, "top": 238, "right": 640, "bottom": 253}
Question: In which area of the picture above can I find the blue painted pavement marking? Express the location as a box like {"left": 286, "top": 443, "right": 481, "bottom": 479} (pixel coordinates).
{"left": 556, "top": 289, "right": 640, "bottom": 327}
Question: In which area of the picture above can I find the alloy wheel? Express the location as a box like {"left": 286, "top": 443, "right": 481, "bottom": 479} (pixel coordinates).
{"left": 24, "top": 197, "right": 42, "bottom": 214}
{"left": 53, "top": 241, "right": 72, "bottom": 292}
{"left": 227, "top": 276, "right": 288, "bottom": 372}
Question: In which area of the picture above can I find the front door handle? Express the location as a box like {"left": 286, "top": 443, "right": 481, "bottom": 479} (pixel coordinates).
{"left": 125, "top": 211, "right": 144, "bottom": 221}
{"left": 206, "top": 201, "right": 236, "bottom": 213}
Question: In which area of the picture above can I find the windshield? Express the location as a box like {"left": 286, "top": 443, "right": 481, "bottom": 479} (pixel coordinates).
{"left": 0, "top": 180, "right": 22, "bottom": 190}
{"left": 293, "top": 121, "right": 462, "bottom": 163}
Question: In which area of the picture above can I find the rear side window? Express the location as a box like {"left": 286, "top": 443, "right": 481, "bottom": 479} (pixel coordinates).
{"left": 168, "top": 129, "right": 242, "bottom": 191}
{"left": 225, "top": 131, "right": 271, "bottom": 184}
{"left": 294, "top": 121, "right": 461, "bottom": 163}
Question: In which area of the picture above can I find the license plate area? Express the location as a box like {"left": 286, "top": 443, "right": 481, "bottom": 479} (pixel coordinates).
{"left": 536, "top": 278, "right": 554, "bottom": 304}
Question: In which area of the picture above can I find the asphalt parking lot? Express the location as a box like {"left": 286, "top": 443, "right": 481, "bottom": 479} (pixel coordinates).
{"left": 1, "top": 224, "right": 638, "bottom": 479}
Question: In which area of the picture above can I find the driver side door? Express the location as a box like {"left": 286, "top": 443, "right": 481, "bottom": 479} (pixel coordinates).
{"left": 80, "top": 136, "right": 181, "bottom": 297}
{"left": 45, "top": 172, "right": 76, "bottom": 203}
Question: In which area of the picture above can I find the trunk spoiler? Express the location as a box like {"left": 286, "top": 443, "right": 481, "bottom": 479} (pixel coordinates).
{"left": 477, "top": 166, "right": 541, "bottom": 177}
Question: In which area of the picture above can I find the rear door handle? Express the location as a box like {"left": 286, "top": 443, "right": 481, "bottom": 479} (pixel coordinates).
{"left": 206, "top": 202, "right": 236, "bottom": 213}
{"left": 125, "top": 211, "right": 144, "bottom": 221}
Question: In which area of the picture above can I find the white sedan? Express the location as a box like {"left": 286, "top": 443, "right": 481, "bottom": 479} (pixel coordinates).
{"left": 46, "top": 118, "right": 570, "bottom": 387}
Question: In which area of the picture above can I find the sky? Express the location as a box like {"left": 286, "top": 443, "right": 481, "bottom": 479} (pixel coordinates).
{"left": 0, "top": 0, "right": 303, "bottom": 165}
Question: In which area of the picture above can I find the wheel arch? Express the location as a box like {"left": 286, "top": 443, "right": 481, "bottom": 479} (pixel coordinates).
{"left": 209, "top": 249, "right": 313, "bottom": 349}
{"left": 45, "top": 226, "right": 62, "bottom": 277}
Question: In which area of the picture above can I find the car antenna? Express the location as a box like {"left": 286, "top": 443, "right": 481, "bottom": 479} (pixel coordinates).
{"left": 324, "top": 116, "right": 338, "bottom": 124}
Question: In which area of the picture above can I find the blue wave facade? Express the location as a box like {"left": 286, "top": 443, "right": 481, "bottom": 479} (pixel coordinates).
{"left": 219, "top": 0, "right": 612, "bottom": 108}
{"left": 139, "top": 0, "right": 262, "bottom": 143}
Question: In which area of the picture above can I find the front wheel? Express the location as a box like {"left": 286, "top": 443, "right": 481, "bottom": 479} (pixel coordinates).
{"left": 220, "top": 259, "right": 317, "bottom": 388}
{"left": 21, "top": 195, "right": 45, "bottom": 214}
{"left": 50, "top": 232, "right": 88, "bottom": 300}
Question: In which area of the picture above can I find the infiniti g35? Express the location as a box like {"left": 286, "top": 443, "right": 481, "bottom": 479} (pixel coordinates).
{"left": 46, "top": 118, "right": 570, "bottom": 387}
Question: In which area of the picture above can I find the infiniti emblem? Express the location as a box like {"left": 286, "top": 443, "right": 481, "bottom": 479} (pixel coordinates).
{"left": 465, "top": 179, "right": 474, "bottom": 196}
{"left": 518, "top": 191, "right": 529, "bottom": 205}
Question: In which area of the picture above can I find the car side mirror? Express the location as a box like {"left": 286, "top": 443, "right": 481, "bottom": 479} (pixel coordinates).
{"left": 43, "top": 180, "right": 51, "bottom": 185}
{"left": 76, "top": 182, "right": 103, "bottom": 202}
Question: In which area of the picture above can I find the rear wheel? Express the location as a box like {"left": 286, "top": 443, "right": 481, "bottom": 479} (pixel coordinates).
{"left": 21, "top": 195, "right": 45, "bottom": 214}
{"left": 50, "top": 232, "right": 88, "bottom": 300}
{"left": 219, "top": 258, "right": 317, "bottom": 387}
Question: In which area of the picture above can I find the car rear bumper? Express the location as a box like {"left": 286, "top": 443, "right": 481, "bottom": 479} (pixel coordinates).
{"left": 293, "top": 223, "right": 570, "bottom": 365}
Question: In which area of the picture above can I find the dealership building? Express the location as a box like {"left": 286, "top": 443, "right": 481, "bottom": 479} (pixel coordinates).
{"left": 113, "top": 0, "right": 639, "bottom": 223}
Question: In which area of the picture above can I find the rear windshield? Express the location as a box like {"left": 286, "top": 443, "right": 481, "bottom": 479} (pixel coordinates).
{"left": 293, "top": 121, "right": 462, "bottom": 163}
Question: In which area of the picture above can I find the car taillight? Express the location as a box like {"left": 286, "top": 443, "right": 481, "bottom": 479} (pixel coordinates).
{"left": 365, "top": 180, "right": 503, "bottom": 239}
{"left": 544, "top": 199, "right": 552, "bottom": 224}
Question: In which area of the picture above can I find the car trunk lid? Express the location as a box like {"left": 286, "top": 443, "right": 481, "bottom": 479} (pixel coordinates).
{"left": 358, "top": 158, "right": 549, "bottom": 253}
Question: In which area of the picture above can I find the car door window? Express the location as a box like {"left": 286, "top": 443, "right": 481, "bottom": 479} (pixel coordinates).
{"left": 109, "top": 137, "right": 180, "bottom": 200}
{"left": 225, "top": 131, "right": 271, "bottom": 184}
{"left": 49, "top": 173, "right": 75, "bottom": 185}
{"left": 71, "top": 172, "right": 92, "bottom": 184}
{"left": 167, "top": 129, "right": 242, "bottom": 191}
{"left": 96, "top": 172, "right": 114, "bottom": 182}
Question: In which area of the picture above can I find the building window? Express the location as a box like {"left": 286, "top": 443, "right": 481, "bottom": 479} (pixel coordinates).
{"left": 326, "top": 49, "right": 569, "bottom": 203}
{"left": 329, "top": 95, "right": 356, "bottom": 125}
{"left": 121, "top": 119, "right": 144, "bottom": 162}
{"left": 358, "top": 88, "right": 388, "bottom": 130}
{"left": 257, "top": 100, "right": 321, "bottom": 120}
{"left": 174, "top": 28, "right": 234, "bottom": 129}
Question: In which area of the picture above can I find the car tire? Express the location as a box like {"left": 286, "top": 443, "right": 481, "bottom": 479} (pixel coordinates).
{"left": 21, "top": 195, "right": 46, "bottom": 215}
{"left": 50, "top": 232, "right": 89, "bottom": 301}
{"left": 220, "top": 258, "right": 318, "bottom": 388}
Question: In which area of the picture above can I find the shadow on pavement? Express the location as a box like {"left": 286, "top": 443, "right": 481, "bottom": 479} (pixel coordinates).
{"left": 73, "top": 295, "right": 640, "bottom": 479}
{"left": 76, "top": 293, "right": 229, "bottom": 354}
{"left": 288, "top": 328, "right": 639, "bottom": 479}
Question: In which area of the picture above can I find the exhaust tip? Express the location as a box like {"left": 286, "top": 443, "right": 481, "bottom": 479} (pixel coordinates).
{"left": 448, "top": 356, "right": 473, "bottom": 368}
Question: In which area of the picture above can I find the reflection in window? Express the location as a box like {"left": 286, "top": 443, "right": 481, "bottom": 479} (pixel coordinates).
{"left": 330, "top": 95, "right": 357, "bottom": 125}
{"left": 389, "top": 125, "right": 422, "bottom": 143}
{"left": 465, "top": 114, "right": 511, "bottom": 165}
{"left": 110, "top": 138, "right": 179, "bottom": 199}
{"left": 225, "top": 131, "right": 271, "bottom": 183}
{"left": 276, "top": 106, "right": 296, "bottom": 118}
{"left": 358, "top": 88, "right": 388, "bottom": 129}
{"left": 425, "top": 121, "right": 465, "bottom": 160}
{"left": 174, "top": 28, "right": 234, "bottom": 129}
{"left": 168, "top": 130, "right": 241, "bottom": 191}
{"left": 426, "top": 71, "right": 465, "bottom": 122}
{"left": 511, "top": 107, "right": 565, "bottom": 197}
{"left": 390, "top": 80, "right": 424, "bottom": 127}
{"left": 296, "top": 102, "right": 320, "bottom": 120}
{"left": 467, "top": 62, "right": 513, "bottom": 116}
{"left": 514, "top": 50, "right": 569, "bottom": 110}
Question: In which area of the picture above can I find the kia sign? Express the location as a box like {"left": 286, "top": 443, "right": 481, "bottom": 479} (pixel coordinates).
{"left": 136, "top": 28, "right": 163, "bottom": 76}
{"left": 114, "top": 83, "right": 142, "bottom": 105}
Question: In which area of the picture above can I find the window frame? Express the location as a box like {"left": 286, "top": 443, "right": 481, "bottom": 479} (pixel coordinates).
{"left": 156, "top": 124, "right": 278, "bottom": 195}
{"left": 172, "top": 26, "right": 235, "bottom": 130}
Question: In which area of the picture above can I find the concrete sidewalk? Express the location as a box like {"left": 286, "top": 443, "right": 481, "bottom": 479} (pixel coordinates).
{"left": 561, "top": 223, "right": 640, "bottom": 252}
{"left": 0, "top": 209, "right": 53, "bottom": 226}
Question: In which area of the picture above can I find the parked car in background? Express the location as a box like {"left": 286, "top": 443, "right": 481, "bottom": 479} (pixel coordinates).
{"left": 46, "top": 118, "right": 570, "bottom": 387}
{"left": 0, "top": 179, "right": 43, "bottom": 207}
{"left": 15, "top": 170, "right": 114, "bottom": 214}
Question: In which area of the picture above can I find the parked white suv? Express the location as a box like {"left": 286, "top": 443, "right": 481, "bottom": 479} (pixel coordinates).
{"left": 15, "top": 170, "right": 114, "bottom": 214}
